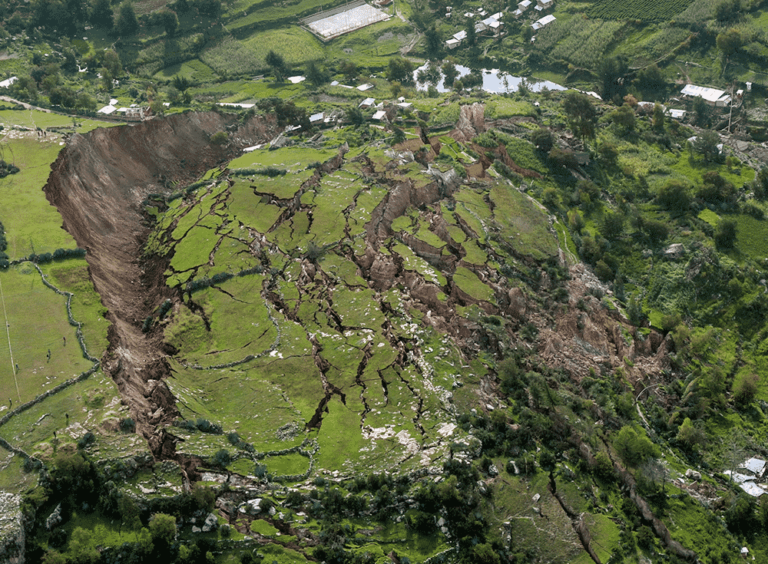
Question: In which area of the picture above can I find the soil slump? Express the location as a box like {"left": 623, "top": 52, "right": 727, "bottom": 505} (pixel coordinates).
{"left": 42, "top": 111, "right": 278, "bottom": 458}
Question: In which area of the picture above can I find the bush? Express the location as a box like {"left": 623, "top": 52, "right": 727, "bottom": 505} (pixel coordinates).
{"left": 119, "top": 418, "right": 136, "bottom": 433}
{"left": 210, "top": 131, "right": 228, "bottom": 145}
{"left": 714, "top": 219, "right": 737, "bottom": 250}
{"left": 733, "top": 373, "right": 759, "bottom": 408}
{"left": 657, "top": 181, "right": 691, "bottom": 214}
{"left": 613, "top": 426, "right": 659, "bottom": 467}
{"left": 212, "top": 449, "right": 231, "bottom": 467}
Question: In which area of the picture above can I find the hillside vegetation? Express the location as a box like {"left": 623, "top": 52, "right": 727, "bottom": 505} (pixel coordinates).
{"left": 4, "top": 0, "right": 768, "bottom": 563}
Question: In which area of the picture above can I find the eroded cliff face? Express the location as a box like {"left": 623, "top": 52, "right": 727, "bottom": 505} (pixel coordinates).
{"left": 43, "top": 112, "right": 279, "bottom": 458}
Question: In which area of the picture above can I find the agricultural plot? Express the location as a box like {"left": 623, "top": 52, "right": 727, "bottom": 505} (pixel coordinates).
{"left": 303, "top": 2, "right": 390, "bottom": 40}
{"left": 588, "top": 0, "right": 695, "bottom": 21}
{"left": 0, "top": 117, "right": 114, "bottom": 259}
{"left": 548, "top": 20, "right": 625, "bottom": 68}
{"left": 0, "top": 265, "right": 95, "bottom": 404}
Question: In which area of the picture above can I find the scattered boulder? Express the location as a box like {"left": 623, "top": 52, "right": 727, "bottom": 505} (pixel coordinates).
{"left": 685, "top": 469, "right": 702, "bottom": 481}
{"left": 201, "top": 513, "right": 218, "bottom": 533}
{"left": 507, "top": 287, "right": 527, "bottom": 320}
{"left": 45, "top": 504, "right": 62, "bottom": 531}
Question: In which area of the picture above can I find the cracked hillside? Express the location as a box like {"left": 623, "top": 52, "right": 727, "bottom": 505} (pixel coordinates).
{"left": 31, "top": 107, "right": 686, "bottom": 564}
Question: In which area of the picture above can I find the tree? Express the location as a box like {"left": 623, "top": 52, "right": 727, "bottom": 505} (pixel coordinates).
{"left": 305, "top": 60, "right": 328, "bottom": 87}
{"left": 76, "top": 93, "right": 96, "bottom": 111}
{"left": 213, "top": 448, "right": 231, "bottom": 467}
{"left": 191, "top": 483, "right": 216, "bottom": 511}
{"left": 600, "top": 212, "right": 625, "bottom": 240}
{"left": 714, "top": 0, "right": 740, "bottom": 22}
{"left": 522, "top": 25, "right": 533, "bottom": 43}
{"left": 610, "top": 104, "right": 635, "bottom": 133}
{"left": 172, "top": 75, "right": 191, "bottom": 94}
{"left": 442, "top": 59, "right": 459, "bottom": 89}
{"left": 103, "top": 50, "right": 122, "bottom": 78}
{"left": 41, "top": 551, "right": 67, "bottom": 564}
{"left": 636, "top": 64, "right": 666, "bottom": 100}
{"left": 691, "top": 96, "right": 711, "bottom": 127}
{"left": 340, "top": 60, "right": 358, "bottom": 83}
{"left": 643, "top": 219, "right": 669, "bottom": 245}
{"left": 387, "top": 57, "right": 414, "bottom": 83}
{"left": 346, "top": 106, "right": 364, "bottom": 126}
{"left": 196, "top": 0, "right": 222, "bottom": 17}
{"left": 657, "top": 181, "right": 691, "bottom": 215}
{"left": 135, "top": 527, "right": 154, "bottom": 556}
{"left": 725, "top": 493, "right": 756, "bottom": 534}
{"left": 676, "top": 417, "right": 706, "bottom": 451}
{"left": 562, "top": 91, "right": 596, "bottom": 142}
{"left": 652, "top": 102, "right": 665, "bottom": 132}
{"left": 717, "top": 28, "right": 742, "bottom": 57}
{"left": 613, "top": 426, "right": 660, "bottom": 467}
{"left": 68, "top": 528, "right": 100, "bottom": 564}
{"left": 391, "top": 125, "right": 406, "bottom": 145}
{"left": 149, "top": 513, "right": 177, "bottom": 546}
{"left": 465, "top": 19, "right": 477, "bottom": 47}
{"left": 714, "top": 218, "right": 737, "bottom": 250}
{"left": 692, "top": 129, "right": 721, "bottom": 162}
{"left": 116, "top": 2, "right": 139, "bottom": 36}
{"left": 265, "top": 50, "right": 287, "bottom": 82}
{"left": 424, "top": 26, "right": 442, "bottom": 59}
{"left": 158, "top": 10, "right": 178, "bottom": 36}
{"left": 598, "top": 141, "right": 619, "bottom": 164}
{"left": 90, "top": 0, "right": 114, "bottom": 29}
{"left": 598, "top": 56, "right": 628, "bottom": 102}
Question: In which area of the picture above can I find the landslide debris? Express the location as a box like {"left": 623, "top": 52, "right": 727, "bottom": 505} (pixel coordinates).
{"left": 43, "top": 111, "right": 278, "bottom": 459}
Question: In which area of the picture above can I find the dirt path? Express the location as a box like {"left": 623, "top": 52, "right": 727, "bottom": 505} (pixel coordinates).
{"left": 0, "top": 95, "right": 55, "bottom": 114}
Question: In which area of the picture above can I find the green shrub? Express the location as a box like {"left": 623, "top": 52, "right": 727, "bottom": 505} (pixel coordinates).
{"left": 210, "top": 131, "right": 228, "bottom": 145}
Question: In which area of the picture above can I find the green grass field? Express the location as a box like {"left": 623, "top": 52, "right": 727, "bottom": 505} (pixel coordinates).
{"left": 0, "top": 264, "right": 95, "bottom": 404}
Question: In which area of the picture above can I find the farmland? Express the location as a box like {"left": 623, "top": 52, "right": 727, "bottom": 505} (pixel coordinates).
{"left": 587, "top": 0, "right": 695, "bottom": 21}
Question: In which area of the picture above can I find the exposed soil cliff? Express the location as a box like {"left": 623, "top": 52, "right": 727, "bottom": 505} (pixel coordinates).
{"left": 43, "top": 112, "right": 278, "bottom": 458}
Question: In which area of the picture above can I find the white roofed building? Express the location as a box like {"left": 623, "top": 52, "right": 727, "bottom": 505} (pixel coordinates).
{"left": 681, "top": 84, "right": 732, "bottom": 107}
{"left": 531, "top": 14, "right": 555, "bottom": 30}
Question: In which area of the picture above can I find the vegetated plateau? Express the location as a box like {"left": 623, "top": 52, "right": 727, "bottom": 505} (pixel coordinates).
{"left": 5, "top": 0, "right": 768, "bottom": 562}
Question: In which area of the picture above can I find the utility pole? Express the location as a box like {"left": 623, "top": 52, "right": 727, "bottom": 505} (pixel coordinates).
{"left": 728, "top": 81, "right": 735, "bottom": 134}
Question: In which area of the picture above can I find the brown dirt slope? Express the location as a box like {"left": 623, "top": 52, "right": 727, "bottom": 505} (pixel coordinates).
{"left": 42, "top": 111, "right": 278, "bottom": 458}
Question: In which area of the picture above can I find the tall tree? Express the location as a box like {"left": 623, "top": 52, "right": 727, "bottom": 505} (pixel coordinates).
{"left": 465, "top": 18, "right": 477, "bottom": 47}
{"left": 424, "top": 26, "right": 442, "bottom": 60}
{"left": 158, "top": 10, "right": 178, "bottom": 37}
{"left": 305, "top": 60, "right": 328, "bottom": 87}
{"left": 265, "top": 50, "right": 287, "bottom": 82}
{"left": 387, "top": 57, "right": 414, "bottom": 83}
{"left": 562, "top": 91, "right": 597, "bottom": 142}
{"left": 598, "top": 56, "right": 627, "bottom": 102}
{"left": 115, "top": 2, "right": 138, "bottom": 35}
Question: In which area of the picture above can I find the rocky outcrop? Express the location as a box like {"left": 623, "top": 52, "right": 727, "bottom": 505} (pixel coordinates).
{"left": 451, "top": 103, "right": 486, "bottom": 143}
{"left": 0, "top": 493, "right": 24, "bottom": 564}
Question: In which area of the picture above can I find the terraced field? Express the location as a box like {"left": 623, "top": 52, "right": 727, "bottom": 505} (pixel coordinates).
{"left": 143, "top": 139, "right": 560, "bottom": 477}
